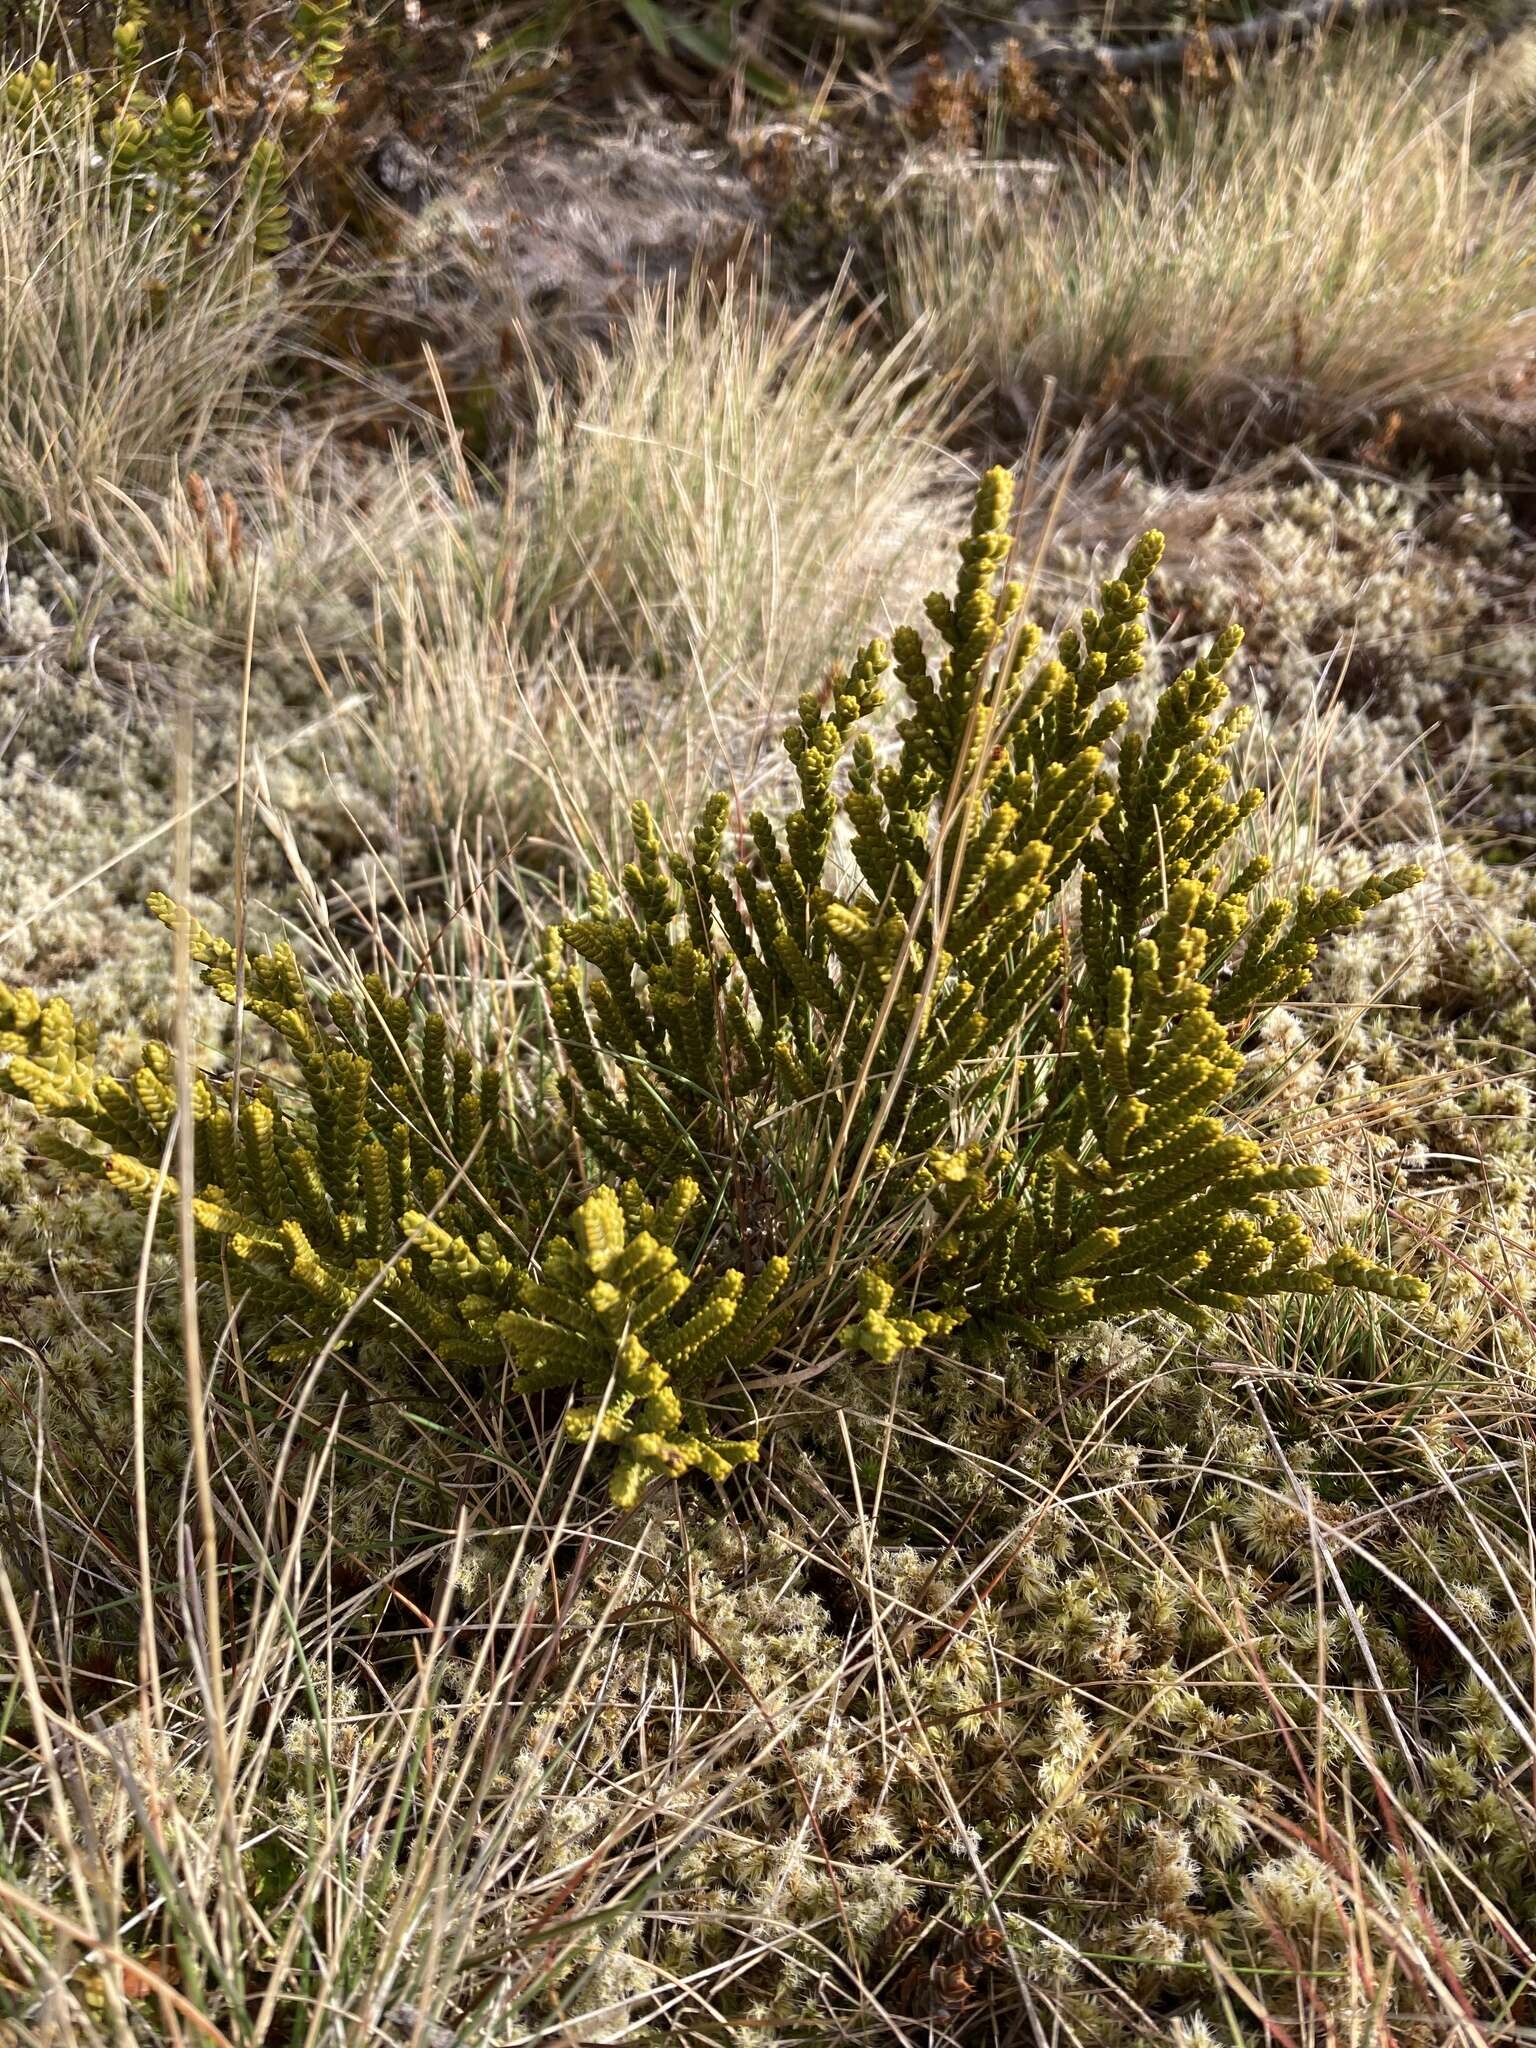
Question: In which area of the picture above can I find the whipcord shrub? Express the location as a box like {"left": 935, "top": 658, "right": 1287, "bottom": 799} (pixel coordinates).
{"left": 0, "top": 468, "right": 1425, "bottom": 1506}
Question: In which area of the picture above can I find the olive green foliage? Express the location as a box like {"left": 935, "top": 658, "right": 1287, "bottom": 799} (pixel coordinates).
{"left": 0, "top": 473, "right": 1423, "bottom": 1508}
{"left": 542, "top": 466, "right": 1425, "bottom": 1354}
{"left": 1, "top": 0, "right": 301, "bottom": 252}
{"left": 485, "top": 1, "right": 802, "bottom": 106}
{"left": 288, "top": 0, "right": 349, "bottom": 111}
{"left": 498, "top": 1179, "right": 784, "bottom": 1505}
{"left": 2, "top": 19, "right": 219, "bottom": 234}
{"left": 0, "top": 914, "right": 784, "bottom": 1506}
{"left": 240, "top": 134, "right": 290, "bottom": 257}
{"left": 104, "top": 88, "right": 210, "bottom": 225}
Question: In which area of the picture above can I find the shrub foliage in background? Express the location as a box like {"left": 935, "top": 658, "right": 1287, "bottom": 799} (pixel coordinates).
{"left": 1, "top": 0, "right": 300, "bottom": 254}
{"left": 0, "top": 470, "right": 1424, "bottom": 1506}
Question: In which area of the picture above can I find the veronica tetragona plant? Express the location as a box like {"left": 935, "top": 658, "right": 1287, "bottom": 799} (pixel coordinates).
{"left": 0, "top": 469, "right": 1425, "bottom": 1505}
{"left": 540, "top": 465, "right": 1426, "bottom": 1360}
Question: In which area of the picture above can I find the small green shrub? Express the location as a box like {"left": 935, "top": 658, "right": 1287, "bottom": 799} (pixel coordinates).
{"left": 288, "top": 0, "right": 350, "bottom": 112}
{"left": 2, "top": 1, "right": 309, "bottom": 258}
{"left": 0, "top": 470, "right": 1425, "bottom": 1506}
{"left": 4, "top": 48, "right": 219, "bottom": 237}
{"left": 541, "top": 468, "right": 1425, "bottom": 1337}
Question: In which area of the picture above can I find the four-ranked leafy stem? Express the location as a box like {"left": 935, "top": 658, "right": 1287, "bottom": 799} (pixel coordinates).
{"left": 0, "top": 470, "right": 1425, "bottom": 1508}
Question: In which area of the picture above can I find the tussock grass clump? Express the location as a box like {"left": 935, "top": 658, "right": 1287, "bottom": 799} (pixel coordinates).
{"left": 1471, "top": 22, "right": 1536, "bottom": 160}
{"left": 98, "top": 282, "right": 959, "bottom": 856}
{"left": 371, "top": 561, "right": 709, "bottom": 858}
{"left": 892, "top": 35, "right": 1534, "bottom": 450}
{"left": 512, "top": 281, "right": 956, "bottom": 710}
{"left": 98, "top": 437, "right": 438, "bottom": 667}
{"left": 357, "top": 411, "right": 792, "bottom": 855}
{"left": 0, "top": 99, "right": 284, "bottom": 548}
